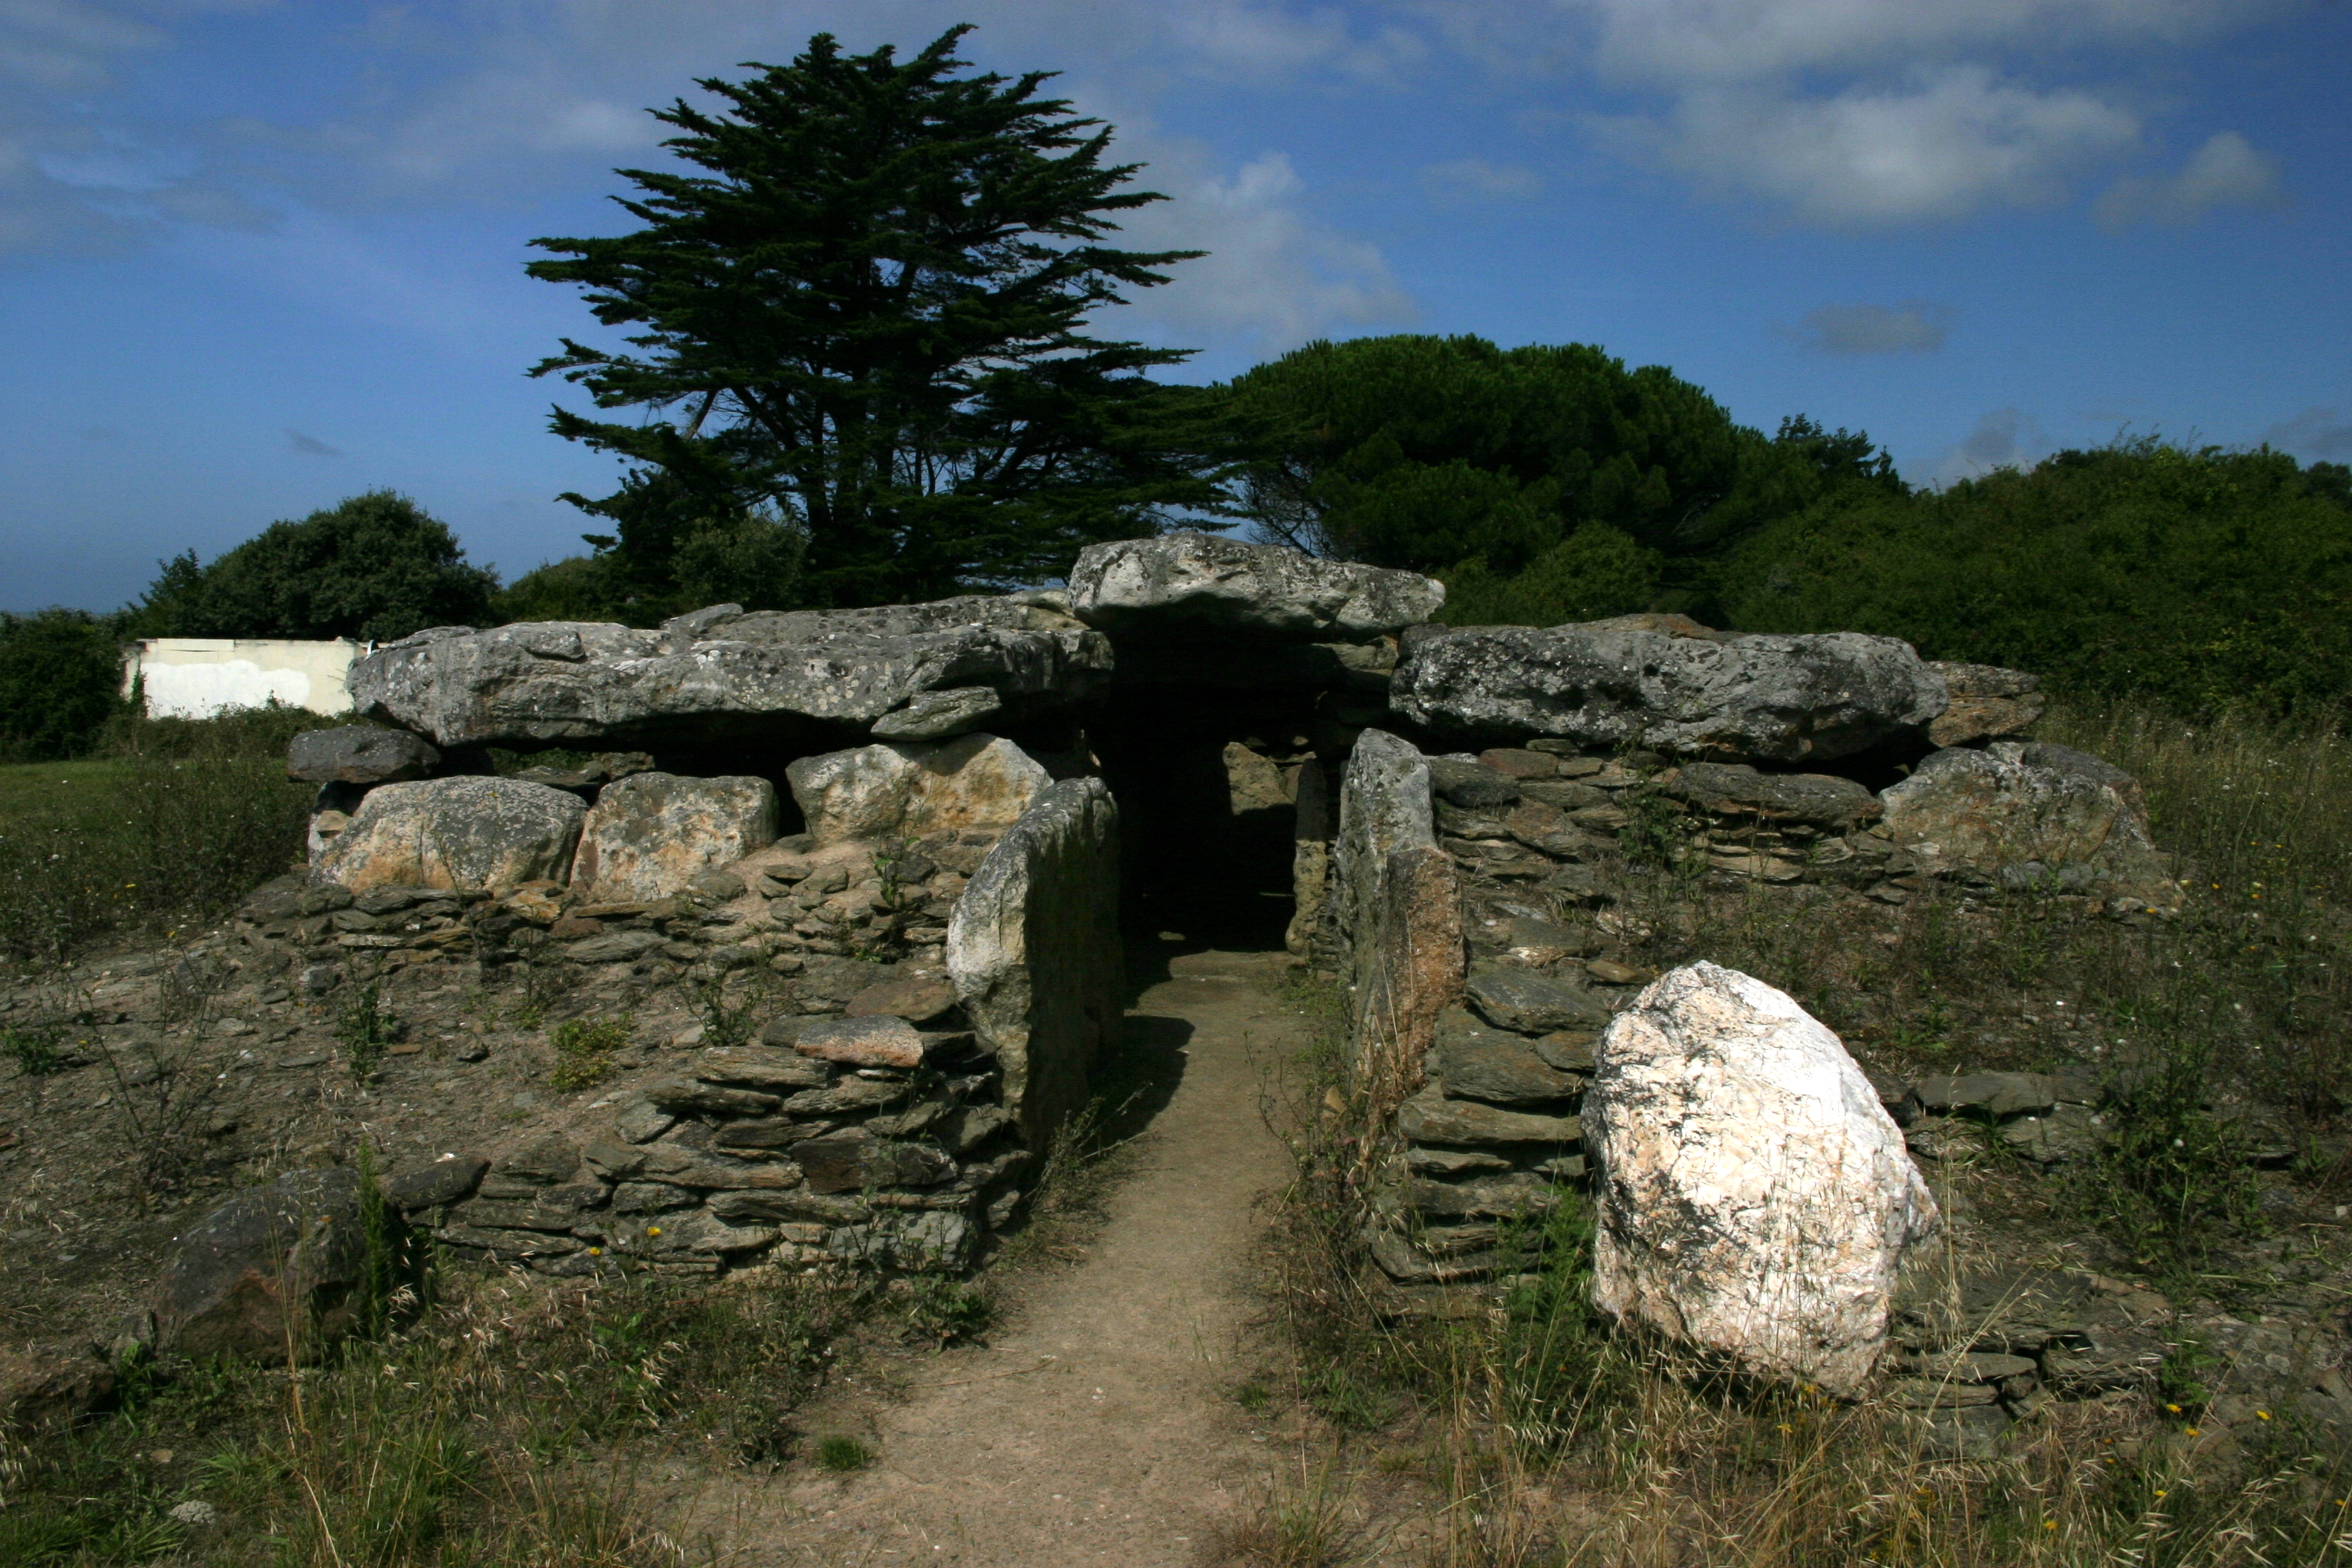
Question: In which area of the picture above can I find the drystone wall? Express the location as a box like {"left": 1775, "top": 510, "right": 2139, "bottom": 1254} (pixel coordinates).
{"left": 80, "top": 528, "right": 2214, "bottom": 1436}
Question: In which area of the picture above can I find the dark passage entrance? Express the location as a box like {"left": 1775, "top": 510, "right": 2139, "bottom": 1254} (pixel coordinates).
{"left": 1090, "top": 693, "right": 1323, "bottom": 952}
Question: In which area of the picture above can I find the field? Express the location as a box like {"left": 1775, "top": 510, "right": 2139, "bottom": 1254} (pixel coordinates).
{"left": 5, "top": 698, "right": 2352, "bottom": 1566}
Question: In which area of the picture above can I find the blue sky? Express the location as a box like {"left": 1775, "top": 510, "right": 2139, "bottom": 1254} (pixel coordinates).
{"left": 4, "top": 0, "right": 2347, "bottom": 612}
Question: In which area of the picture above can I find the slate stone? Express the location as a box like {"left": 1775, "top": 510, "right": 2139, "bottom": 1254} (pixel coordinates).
{"left": 1465, "top": 969, "right": 1612, "bottom": 1033}
{"left": 286, "top": 725, "right": 441, "bottom": 785}
{"left": 793, "top": 1013, "right": 927, "bottom": 1070}
{"left": 790, "top": 1131, "right": 958, "bottom": 1194}
{"left": 1396, "top": 1089, "right": 1581, "bottom": 1148}
{"left": 1665, "top": 763, "right": 1883, "bottom": 830}
{"left": 1426, "top": 759, "right": 1521, "bottom": 810}
{"left": 1912, "top": 1072, "right": 2058, "bottom": 1119}
{"left": 1429, "top": 1011, "right": 1583, "bottom": 1106}
{"left": 845, "top": 971, "right": 961, "bottom": 1027}
{"left": 381, "top": 1155, "right": 488, "bottom": 1211}
{"left": 643, "top": 1077, "right": 782, "bottom": 1116}
{"left": 152, "top": 1169, "right": 371, "bottom": 1361}
{"left": 694, "top": 1046, "right": 833, "bottom": 1092}
{"left": 567, "top": 930, "right": 665, "bottom": 964}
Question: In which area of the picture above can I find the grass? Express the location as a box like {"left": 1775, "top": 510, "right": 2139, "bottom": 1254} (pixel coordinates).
{"left": 1227, "top": 697, "right": 2352, "bottom": 1566}
{"left": 0, "top": 707, "right": 327, "bottom": 966}
{"left": 812, "top": 1436, "right": 872, "bottom": 1473}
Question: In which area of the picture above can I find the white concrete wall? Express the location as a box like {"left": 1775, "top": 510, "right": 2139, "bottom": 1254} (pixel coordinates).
{"left": 122, "top": 638, "right": 365, "bottom": 720}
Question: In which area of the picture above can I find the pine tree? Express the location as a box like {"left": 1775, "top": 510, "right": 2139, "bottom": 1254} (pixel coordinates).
{"left": 528, "top": 26, "right": 1220, "bottom": 608}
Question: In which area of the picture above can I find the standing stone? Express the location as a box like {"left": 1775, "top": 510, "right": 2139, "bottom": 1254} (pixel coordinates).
{"left": 946, "top": 777, "right": 1122, "bottom": 1147}
{"left": 1331, "top": 730, "right": 1464, "bottom": 1098}
{"left": 286, "top": 725, "right": 442, "bottom": 785}
{"left": 1586, "top": 962, "right": 1938, "bottom": 1396}
{"left": 1877, "top": 742, "right": 2170, "bottom": 900}
{"left": 1392, "top": 622, "right": 1946, "bottom": 763}
{"left": 570, "top": 773, "right": 778, "bottom": 901}
{"left": 1067, "top": 531, "right": 1445, "bottom": 639}
{"left": 1286, "top": 760, "right": 1334, "bottom": 957}
{"left": 312, "top": 776, "right": 585, "bottom": 894}
{"left": 787, "top": 733, "right": 1050, "bottom": 848}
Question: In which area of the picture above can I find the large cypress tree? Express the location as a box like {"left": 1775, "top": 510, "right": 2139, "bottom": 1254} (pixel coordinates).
{"left": 528, "top": 26, "right": 1219, "bottom": 608}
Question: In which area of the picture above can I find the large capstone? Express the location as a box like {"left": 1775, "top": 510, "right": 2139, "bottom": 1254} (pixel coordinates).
{"left": 1391, "top": 621, "right": 1946, "bottom": 763}
{"left": 1877, "top": 741, "right": 2171, "bottom": 900}
{"left": 570, "top": 772, "right": 779, "bottom": 900}
{"left": 345, "top": 596, "right": 1112, "bottom": 750}
{"left": 1068, "top": 531, "right": 1444, "bottom": 639}
{"left": 312, "top": 776, "right": 585, "bottom": 893}
{"left": 786, "top": 733, "right": 1051, "bottom": 847}
{"left": 1586, "top": 962, "right": 1938, "bottom": 1396}
{"left": 285, "top": 724, "right": 441, "bottom": 785}
{"left": 946, "top": 776, "right": 1122, "bottom": 1147}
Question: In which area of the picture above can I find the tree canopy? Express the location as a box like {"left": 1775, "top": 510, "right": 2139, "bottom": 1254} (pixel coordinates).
{"left": 527, "top": 24, "right": 1222, "bottom": 609}
{"left": 0, "top": 610, "right": 123, "bottom": 762}
{"left": 1720, "top": 442, "right": 2352, "bottom": 719}
{"left": 1217, "top": 334, "right": 1903, "bottom": 623}
{"left": 132, "top": 491, "right": 496, "bottom": 642}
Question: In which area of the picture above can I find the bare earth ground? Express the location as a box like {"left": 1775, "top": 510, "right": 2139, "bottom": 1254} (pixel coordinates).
{"left": 675, "top": 947, "right": 1305, "bottom": 1566}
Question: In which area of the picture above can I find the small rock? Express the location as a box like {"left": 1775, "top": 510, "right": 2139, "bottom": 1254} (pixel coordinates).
{"left": 1478, "top": 747, "right": 1559, "bottom": 780}
{"left": 1396, "top": 1089, "right": 1581, "bottom": 1148}
{"left": 844, "top": 972, "right": 960, "bottom": 1027}
{"left": 168, "top": 1500, "right": 220, "bottom": 1528}
{"left": 1583, "top": 959, "right": 1651, "bottom": 985}
{"left": 380, "top": 1155, "right": 489, "bottom": 1211}
{"left": 1913, "top": 1072, "right": 2057, "bottom": 1119}
{"left": 794, "top": 1012, "right": 928, "bottom": 1070}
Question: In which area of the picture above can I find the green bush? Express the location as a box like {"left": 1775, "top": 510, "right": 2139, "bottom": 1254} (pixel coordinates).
{"left": 0, "top": 609, "right": 125, "bottom": 762}
{"left": 133, "top": 490, "right": 497, "bottom": 642}
{"left": 1719, "top": 441, "right": 2352, "bottom": 719}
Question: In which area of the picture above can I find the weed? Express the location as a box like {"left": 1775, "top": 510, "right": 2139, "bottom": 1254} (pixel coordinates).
{"left": 335, "top": 984, "right": 394, "bottom": 1082}
{"left": 505, "top": 946, "right": 568, "bottom": 1029}
{"left": 550, "top": 1013, "right": 632, "bottom": 1091}
{"left": 815, "top": 1435, "right": 873, "bottom": 1472}
{"left": 1210, "top": 1447, "right": 1364, "bottom": 1567}
{"left": 901, "top": 1275, "right": 993, "bottom": 1347}
{"left": 99, "top": 1035, "right": 223, "bottom": 1196}
{"left": 1234, "top": 1377, "right": 1276, "bottom": 1413}
{"left": 692, "top": 969, "right": 763, "bottom": 1050}
{"left": 1, "top": 1021, "right": 64, "bottom": 1074}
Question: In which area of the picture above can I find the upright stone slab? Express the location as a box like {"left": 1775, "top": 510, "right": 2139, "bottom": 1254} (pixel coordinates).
{"left": 786, "top": 733, "right": 1050, "bottom": 847}
{"left": 1586, "top": 962, "right": 1938, "bottom": 1396}
{"left": 1877, "top": 741, "right": 2171, "bottom": 901}
{"left": 312, "top": 776, "right": 585, "bottom": 893}
{"left": 1331, "top": 730, "right": 1463, "bottom": 1097}
{"left": 1068, "top": 531, "right": 1445, "bottom": 639}
{"left": 570, "top": 773, "right": 779, "bottom": 901}
{"left": 1392, "top": 621, "right": 1946, "bottom": 763}
{"left": 946, "top": 777, "right": 1122, "bottom": 1148}
{"left": 345, "top": 596, "right": 1112, "bottom": 750}
{"left": 1926, "top": 662, "right": 2044, "bottom": 748}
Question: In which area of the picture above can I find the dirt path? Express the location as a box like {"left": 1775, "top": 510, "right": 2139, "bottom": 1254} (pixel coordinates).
{"left": 715, "top": 946, "right": 1306, "bottom": 1566}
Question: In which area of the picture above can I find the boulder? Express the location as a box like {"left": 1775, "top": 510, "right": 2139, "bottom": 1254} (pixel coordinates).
{"left": 1331, "top": 730, "right": 1465, "bottom": 1090}
{"left": 286, "top": 725, "right": 441, "bottom": 785}
{"left": 312, "top": 776, "right": 585, "bottom": 894}
{"left": 1876, "top": 742, "right": 2171, "bottom": 900}
{"left": 1391, "top": 622, "right": 1945, "bottom": 763}
{"left": 345, "top": 596, "right": 1112, "bottom": 750}
{"left": 152, "top": 1168, "right": 377, "bottom": 1361}
{"left": 1664, "top": 763, "right": 1882, "bottom": 830}
{"left": 946, "top": 776, "right": 1123, "bottom": 1146}
{"left": 570, "top": 773, "right": 778, "bottom": 901}
{"left": 1067, "top": 531, "right": 1444, "bottom": 639}
{"left": 1585, "top": 962, "right": 1938, "bottom": 1396}
{"left": 1926, "top": 662, "right": 2044, "bottom": 748}
{"left": 786, "top": 733, "right": 1050, "bottom": 847}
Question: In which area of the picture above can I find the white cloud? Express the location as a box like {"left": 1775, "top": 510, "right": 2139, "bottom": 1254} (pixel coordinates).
{"left": 1525, "top": 0, "right": 2287, "bottom": 226}
{"left": 2094, "top": 130, "right": 2285, "bottom": 228}
{"left": 1117, "top": 148, "right": 1415, "bottom": 354}
{"left": 1612, "top": 65, "right": 2138, "bottom": 224}
{"left": 2263, "top": 407, "right": 2352, "bottom": 462}
{"left": 1785, "top": 300, "right": 1951, "bottom": 354}
{"left": 1422, "top": 158, "right": 1543, "bottom": 201}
